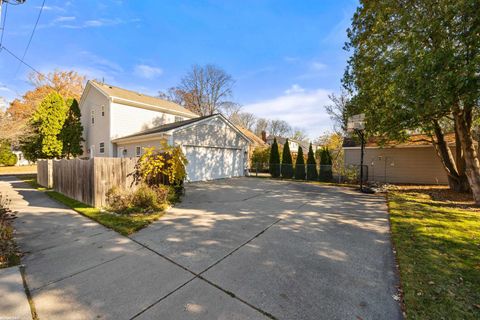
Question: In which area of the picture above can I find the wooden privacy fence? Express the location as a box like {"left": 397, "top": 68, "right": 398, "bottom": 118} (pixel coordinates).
{"left": 37, "top": 158, "right": 137, "bottom": 208}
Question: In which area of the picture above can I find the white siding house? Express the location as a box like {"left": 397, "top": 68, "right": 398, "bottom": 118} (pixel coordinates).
{"left": 79, "top": 81, "right": 251, "bottom": 181}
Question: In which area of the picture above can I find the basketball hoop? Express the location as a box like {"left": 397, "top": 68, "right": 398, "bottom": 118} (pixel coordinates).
{"left": 347, "top": 113, "right": 365, "bottom": 133}
{"left": 347, "top": 114, "right": 367, "bottom": 192}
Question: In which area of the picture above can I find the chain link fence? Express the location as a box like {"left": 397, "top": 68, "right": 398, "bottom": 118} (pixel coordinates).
{"left": 248, "top": 163, "right": 368, "bottom": 184}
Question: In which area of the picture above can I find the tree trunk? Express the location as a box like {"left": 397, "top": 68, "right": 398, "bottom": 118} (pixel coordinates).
{"left": 431, "top": 120, "right": 470, "bottom": 192}
{"left": 453, "top": 105, "right": 480, "bottom": 204}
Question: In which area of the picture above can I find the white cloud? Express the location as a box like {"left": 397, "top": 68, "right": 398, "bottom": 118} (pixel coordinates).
{"left": 284, "top": 84, "right": 305, "bottom": 95}
{"left": 243, "top": 86, "right": 334, "bottom": 139}
{"left": 79, "top": 51, "right": 123, "bottom": 73}
{"left": 311, "top": 61, "right": 327, "bottom": 71}
{"left": 54, "top": 16, "right": 76, "bottom": 23}
{"left": 134, "top": 64, "right": 163, "bottom": 79}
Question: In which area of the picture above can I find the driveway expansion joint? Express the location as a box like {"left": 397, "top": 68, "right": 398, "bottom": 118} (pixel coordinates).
{"left": 128, "top": 217, "right": 283, "bottom": 320}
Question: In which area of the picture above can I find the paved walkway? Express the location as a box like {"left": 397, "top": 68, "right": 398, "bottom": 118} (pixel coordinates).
{"left": 0, "top": 266, "right": 32, "bottom": 320}
{"left": 0, "top": 176, "right": 403, "bottom": 320}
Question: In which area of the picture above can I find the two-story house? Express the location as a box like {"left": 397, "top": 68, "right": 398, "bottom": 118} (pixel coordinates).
{"left": 79, "top": 80, "right": 251, "bottom": 181}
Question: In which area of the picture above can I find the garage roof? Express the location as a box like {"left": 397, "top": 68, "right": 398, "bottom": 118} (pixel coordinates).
{"left": 112, "top": 114, "right": 251, "bottom": 143}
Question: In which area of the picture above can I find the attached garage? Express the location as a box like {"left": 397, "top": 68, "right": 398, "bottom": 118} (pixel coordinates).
{"left": 112, "top": 114, "right": 250, "bottom": 182}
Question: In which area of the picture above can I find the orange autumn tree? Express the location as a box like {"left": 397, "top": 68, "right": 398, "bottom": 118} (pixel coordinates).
{"left": 1, "top": 70, "right": 85, "bottom": 143}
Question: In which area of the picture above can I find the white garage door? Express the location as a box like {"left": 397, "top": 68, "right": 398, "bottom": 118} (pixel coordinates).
{"left": 184, "top": 146, "right": 244, "bottom": 181}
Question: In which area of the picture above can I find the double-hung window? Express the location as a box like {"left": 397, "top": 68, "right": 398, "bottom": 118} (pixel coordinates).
{"left": 99, "top": 142, "right": 105, "bottom": 154}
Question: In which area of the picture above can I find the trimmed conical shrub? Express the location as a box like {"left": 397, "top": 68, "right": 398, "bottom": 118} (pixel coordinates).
{"left": 281, "top": 139, "right": 294, "bottom": 179}
{"left": 319, "top": 147, "right": 333, "bottom": 182}
{"left": 306, "top": 143, "right": 318, "bottom": 180}
{"left": 269, "top": 138, "right": 280, "bottom": 178}
{"left": 294, "top": 146, "right": 305, "bottom": 180}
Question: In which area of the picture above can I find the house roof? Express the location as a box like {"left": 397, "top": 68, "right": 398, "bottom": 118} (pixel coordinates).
{"left": 266, "top": 135, "right": 313, "bottom": 151}
{"left": 236, "top": 126, "right": 267, "bottom": 147}
{"left": 112, "top": 114, "right": 251, "bottom": 144}
{"left": 342, "top": 133, "right": 456, "bottom": 148}
{"left": 89, "top": 80, "right": 199, "bottom": 117}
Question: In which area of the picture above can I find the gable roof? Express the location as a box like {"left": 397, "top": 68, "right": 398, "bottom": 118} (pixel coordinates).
{"left": 342, "top": 133, "right": 456, "bottom": 148}
{"left": 88, "top": 80, "right": 199, "bottom": 117}
{"left": 112, "top": 114, "right": 251, "bottom": 144}
{"left": 236, "top": 126, "right": 267, "bottom": 147}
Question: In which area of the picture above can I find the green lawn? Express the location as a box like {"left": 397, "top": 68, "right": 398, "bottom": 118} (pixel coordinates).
{"left": 388, "top": 188, "right": 480, "bottom": 319}
{"left": 21, "top": 176, "right": 164, "bottom": 236}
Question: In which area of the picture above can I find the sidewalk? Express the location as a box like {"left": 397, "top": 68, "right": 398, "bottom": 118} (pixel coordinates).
{"left": 0, "top": 266, "right": 32, "bottom": 320}
{"left": 0, "top": 176, "right": 194, "bottom": 319}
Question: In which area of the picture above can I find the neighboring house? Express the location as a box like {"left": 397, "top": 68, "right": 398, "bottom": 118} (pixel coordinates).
{"left": 265, "top": 135, "right": 319, "bottom": 154}
{"left": 235, "top": 126, "right": 268, "bottom": 168}
{"left": 79, "top": 80, "right": 250, "bottom": 182}
{"left": 342, "top": 133, "right": 456, "bottom": 184}
{"left": 11, "top": 149, "right": 31, "bottom": 166}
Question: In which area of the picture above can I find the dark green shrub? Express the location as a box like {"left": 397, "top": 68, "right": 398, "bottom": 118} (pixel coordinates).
{"left": 281, "top": 139, "right": 294, "bottom": 179}
{"left": 294, "top": 146, "right": 305, "bottom": 180}
{"left": 269, "top": 138, "right": 281, "bottom": 178}
{"left": 0, "top": 140, "right": 17, "bottom": 166}
{"left": 319, "top": 147, "right": 333, "bottom": 182}
{"left": 306, "top": 143, "right": 318, "bottom": 180}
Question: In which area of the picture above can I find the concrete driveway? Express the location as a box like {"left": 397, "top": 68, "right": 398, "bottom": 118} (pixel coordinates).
{"left": 132, "top": 178, "right": 403, "bottom": 320}
{"left": 1, "top": 176, "right": 402, "bottom": 320}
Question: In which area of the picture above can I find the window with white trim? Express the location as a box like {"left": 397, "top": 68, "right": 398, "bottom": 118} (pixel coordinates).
{"left": 101, "top": 105, "right": 105, "bottom": 116}
{"left": 135, "top": 146, "right": 141, "bottom": 157}
{"left": 91, "top": 110, "right": 95, "bottom": 124}
{"left": 99, "top": 142, "right": 105, "bottom": 154}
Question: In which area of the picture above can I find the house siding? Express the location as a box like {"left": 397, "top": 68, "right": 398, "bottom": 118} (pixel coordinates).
{"left": 172, "top": 117, "right": 248, "bottom": 150}
{"left": 80, "top": 86, "right": 110, "bottom": 157}
{"left": 344, "top": 146, "right": 454, "bottom": 184}
{"left": 115, "top": 139, "right": 167, "bottom": 158}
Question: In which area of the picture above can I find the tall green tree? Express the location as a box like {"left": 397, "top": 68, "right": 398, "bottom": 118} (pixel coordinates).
{"left": 294, "top": 146, "right": 305, "bottom": 180}
{"left": 21, "top": 92, "right": 68, "bottom": 161}
{"left": 344, "top": 1, "right": 479, "bottom": 198}
{"left": 306, "top": 143, "right": 318, "bottom": 180}
{"left": 281, "top": 139, "right": 293, "bottom": 179}
{"left": 319, "top": 147, "right": 333, "bottom": 182}
{"left": 60, "top": 98, "right": 84, "bottom": 159}
{"left": 269, "top": 138, "right": 280, "bottom": 178}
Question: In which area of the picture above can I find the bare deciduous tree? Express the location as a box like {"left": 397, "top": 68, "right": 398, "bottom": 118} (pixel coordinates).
{"left": 269, "top": 119, "right": 291, "bottom": 137}
{"left": 170, "top": 64, "right": 235, "bottom": 116}
{"left": 254, "top": 118, "right": 269, "bottom": 136}
{"left": 230, "top": 112, "right": 257, "bottom": 131}
{"left": 324, "top": 90, "right": 351, "bottom": 133}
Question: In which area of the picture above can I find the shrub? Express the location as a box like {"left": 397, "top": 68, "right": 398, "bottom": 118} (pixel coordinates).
{"left": 131, "top": 142, "right": 187, "bottom": 197}
{"left": 281, "top": 139, "right": 294, "bottom": 179}
{"left": 106, "top": 184, "right": 172, "bottom": 214}
{"left": 105, "top": 186, "right": 132, "bottom": 213}
{"left": 131, "top": 185, "right": 160, "bottom": 210}
{"left": 0, "top": 194, "right": 20, "bottom": 268}
{"left": 306, "top": 143, "right": 318, "bottom": 180}
{"left": 319, "top": 147, "right": 333, "bottom": 182}
{"left": 0, "top": 140, "right": 17, "bottom": 166}
{"left": 294, "top": 146, "right": 306, "bottom": 180}
{"left": 251, "top": 146, "right": 270, "bottom": 171}
{"left": 269, "top": 138, "right": 281, "bottom": 178}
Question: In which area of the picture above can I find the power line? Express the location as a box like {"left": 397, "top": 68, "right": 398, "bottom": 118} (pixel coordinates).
{"left": 1, "top": 45, "right": 53, "bottom": 84}
{"left": 0, "top": 2, "right": 7, "bottom": 47}
{"left": 14, "top": 0, "right": 45, "bottom": 74}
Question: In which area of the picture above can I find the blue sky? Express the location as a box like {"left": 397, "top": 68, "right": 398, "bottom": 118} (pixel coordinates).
{"left": 0, "top": 0, "right": 358, "bottom": 139}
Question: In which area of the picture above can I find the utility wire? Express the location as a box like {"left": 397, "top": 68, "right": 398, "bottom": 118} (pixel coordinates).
{"left": 14, "top": 0, "right": 45, "bottom": 74}
{"left": 1, "top": 45, "right": 53, "bottom": 84}
{"left": 0, "top": 2, "right": 8, "bottom": 48}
